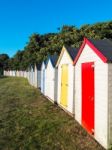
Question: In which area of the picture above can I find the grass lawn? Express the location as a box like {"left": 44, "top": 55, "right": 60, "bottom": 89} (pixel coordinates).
{"left": 0, "top": 77, "right": 104, "bottom": 150}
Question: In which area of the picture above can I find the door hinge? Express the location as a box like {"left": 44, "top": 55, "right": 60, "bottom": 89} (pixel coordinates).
{"left": 92, "top": 129, "right": 94, "bottom": 135}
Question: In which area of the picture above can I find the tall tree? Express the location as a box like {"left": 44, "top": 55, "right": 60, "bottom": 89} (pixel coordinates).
{"left": 5, "top": 21, "right": 112, "bottom": 71}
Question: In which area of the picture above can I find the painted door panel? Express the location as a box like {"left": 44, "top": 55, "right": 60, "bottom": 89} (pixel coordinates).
{"left": 47, "top": 69, "right": 54, "bottom": 100}
{"left": 82, "top": 62, "right": 94, "bottom": 134}
{"left": 60, "top": 64, "right": 68, "bottom": 107}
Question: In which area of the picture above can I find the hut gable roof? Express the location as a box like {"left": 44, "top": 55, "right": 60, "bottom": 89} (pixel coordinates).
{"left": 65, "top": 45, "right": 79, "bottom": 61}
{"left": 51, "top": 54, "right": 59, "bottom": 67}
{"left": 28, "top": 64, "right": 35, "bottom": 71}
{"left": 74, "top": 38, "right": 112, "bottom": 65}
{"left": 41, "top": 60, "right": 47, "bottom": 70}
{"left": 56, "top": 45, "right": 79, "bottom": 66}
{"left": 89, "top": 39, "right": 112, "bottom": 62}
{"left": 46, "top": 54, "right": 58, "bottom": 68}
{"left": 35, "top": 63, "right": 41, "bottom": 70}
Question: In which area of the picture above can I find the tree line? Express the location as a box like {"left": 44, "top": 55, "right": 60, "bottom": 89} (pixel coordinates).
{"left": 1, "top": 21, "right": 112, "bottom": 73}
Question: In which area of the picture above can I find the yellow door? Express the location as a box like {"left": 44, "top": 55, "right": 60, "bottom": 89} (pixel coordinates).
{"left": 60, "top": 64, "right": 68, "bottom": 107}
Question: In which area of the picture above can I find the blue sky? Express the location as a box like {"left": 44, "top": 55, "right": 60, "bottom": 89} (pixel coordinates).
{"left": 0, "top": 0, "right": 112, "bottom": 57}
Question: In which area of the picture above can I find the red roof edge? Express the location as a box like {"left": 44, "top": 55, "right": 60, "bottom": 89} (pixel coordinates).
{"left": 73, "top": 37, "right": 107, "bottom": 65}
{"left": 73, "top": 37, "right": 86, "bottom": 65}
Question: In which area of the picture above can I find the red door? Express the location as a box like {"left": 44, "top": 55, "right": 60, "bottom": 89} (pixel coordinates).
{"left": 82, "top": 62, "right": 94, "bottom": 135}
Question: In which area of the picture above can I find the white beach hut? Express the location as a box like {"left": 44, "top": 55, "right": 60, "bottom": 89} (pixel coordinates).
{"left": 41, "top": 60, "right": 47, "bottom": 94}
{"left": 74, "top": 38, "right": 112, "bottom": 149}
{"left": 56, "top": 45, "right": 78, "bottom": 115}
{"left": 45, "top": 54, "right": 58, "bottom": 103}
{"left": 27, "top": 66, "right": 31, "bottom": 84}
{"left": 34, "top": 64, "right": 41, "bottom": 88}
{"left": 30, "top": 65, "right": 35, "bottom": 86}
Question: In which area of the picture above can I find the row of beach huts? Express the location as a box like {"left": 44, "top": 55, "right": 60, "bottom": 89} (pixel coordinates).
{"left": 4, "top": 37, "right": 112, "bottom": 149}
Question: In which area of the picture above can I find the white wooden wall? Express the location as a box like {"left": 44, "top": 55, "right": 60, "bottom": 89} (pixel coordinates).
{"left": 41, "top": 62, "right": 46, "bottom": 94}
{"left": 108, "top": 64, "right": 112, "bottom": 149}
{"left": 45, "top": 60, "right": 56, "bottom": 101}
{"left": 54, "top": 68, "right": 58, "bottom": 102}
{"left": 30, "top": 68, "right": 34, "bottom": 86}
{"left": 34, "top": 65, "right": 38, "bottom": 88}
{"left": 4, "top": 71, "right": 6, "bottom": 76}
{"left": 75, "top": 44, "right": 108, "bottom": 149}
{"left": 33, "top": 65, "right": 41, "bottom": 88}
{"left": 12, "top": 71, "right": 15, "bottom": 76}
{"left": 32, "top": 70, "right": 35, "bottom": 86}
{"left": 57, "top": 50, "right": 74, "bottom": 114}
{"left": 37, "top": 70, "right": 41, "bottom": 88}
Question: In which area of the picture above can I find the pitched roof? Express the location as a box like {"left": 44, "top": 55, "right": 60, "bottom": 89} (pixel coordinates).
{"left": 41, "top": 59, "right": 47, "bottom": 70}
{"left": 56, "top": 45, "right": 79, "bottom": 67}
{"left": 43, "top": 60, "right": 47, "bottom": 67}
{"left": 65, "top": 45, "right": 79, "bottom": 61}
{"left": 28, "top": 64, "right": 34, "bottom": 70}
{"left": 89, "top": 39, "right": 112, "bottom": 62}
{"left": 44, "top": 60, "right": 47, "bottom": 66}
{"left": 46, "top": 54, "right": 58, "bottom": 68}
{"left": 50, "top": 54, "right": 59, "bottom": 67}
{"left": 36, "top": 63, "right": 41, "bottom": 70}
{"left": 73, "top": 38, "right": 112, "bottom": 65}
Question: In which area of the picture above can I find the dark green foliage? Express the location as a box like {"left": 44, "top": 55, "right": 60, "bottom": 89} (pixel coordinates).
{"left": 0, "top": 54, "right": 9, "bottom": 75}
{"left": 2, "top": 21, "right": 112, "bottom": 70}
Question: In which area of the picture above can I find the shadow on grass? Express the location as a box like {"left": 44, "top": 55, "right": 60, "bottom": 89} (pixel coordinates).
{"left": 0, "top": 76, "right": 8, "bottom": 79}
